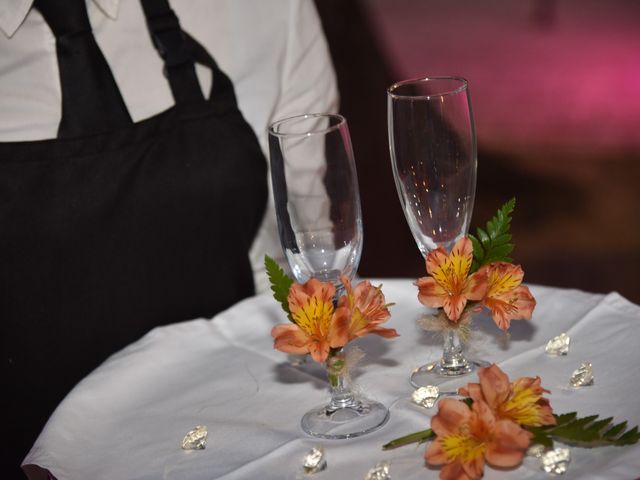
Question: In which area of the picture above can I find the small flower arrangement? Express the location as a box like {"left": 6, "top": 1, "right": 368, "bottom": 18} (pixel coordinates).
{"left": 417, "top": 198, "right": 535, "bottom": 333}
{"left": 384, "top": 364, "right": 640, "bottom": 479}
{"left": 265, "top": 256, "right": 398, "bottom": 368}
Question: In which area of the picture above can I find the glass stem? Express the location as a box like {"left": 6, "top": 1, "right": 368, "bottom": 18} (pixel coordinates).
{"left": 440, "top": 329, "right": 469, "bottom": 371}
{"left": 326, "top": 349, "right": 356, "bottom": 411}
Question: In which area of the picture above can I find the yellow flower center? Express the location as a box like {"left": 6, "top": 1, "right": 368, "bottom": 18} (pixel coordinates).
{"left": 487, "top": 269, "right": 521, "bottom": 297}
{"left": 291, "top": 296, "right": 334, "bottom": 338}
{"left": 499, "top": 384, "right": 544, "bottom": 426}
{"left": 349, "top": 308, "right": 367, "bottom": 333}
{"left": 440, "top": 434, "right": 486, "bottom": 463}
{"left": 431, "top": 252, "right": 471, "bottom": 294}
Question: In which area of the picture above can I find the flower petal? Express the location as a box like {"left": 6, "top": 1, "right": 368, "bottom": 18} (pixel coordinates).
{"left": 483, "top": 262, "right": 524, "bottom": 297}
{"left": 426, "top": 245, "right": 450, "bottom": 276}
{"left": 307, "top": 339, "right": 330, "bottom": 363}
{"left": 431, "top": 398, "right": 472, "bottom": 437}
{"left": 368, "top": 326, "right": 399, "bottom": 338}
{"left": 485, "top": 285, "right": 536, "bottom": 330}
{"left": 485, "top": 419, "right": 532, "bottom": 468}
{"left": 441, "top": 461, "right": 476, "bottom": 480}
{"left": 511, "top": 285, "right": 536, "bottom": 320}
{"left": 462, "top": 271, "right": 488, "bottom": 302}
{"left": 443, "top": 294, "right": 468, "bottom": 322}
{"left": 457, "top": 383, "right": 484, "bottom": 404}
{"left": 416, "top": 276, "right": 448, "bottom": 309}
{"left": 288, "top": 278, "right": 335, "bottom": 314}
{"left": 271, "top": 324, "right": 309, "bottom": 355}
{"left": 328, "top": 306, "right": 351, "bottom": 349}
{"left": 501, "top": 375, "right": 556, "bottom": 426}
{"left": 449, "top": 237, "right": 474, "bottom": 280}
{"left": 424, "top": 437, "right": 448, "bottom": 465}
{"left": 478, "top": 364, "right": 511, "bottom": 409}
{"left": 461, "top": 455, "right": 485, "bottom": 480}
{"left": 353, "top": 280, "right": 391, "bottom": 323}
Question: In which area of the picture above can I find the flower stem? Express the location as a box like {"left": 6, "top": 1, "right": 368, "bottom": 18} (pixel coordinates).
{"left": 327, "top": 348, "right": 344, "bottom": 387}
{"left": 382, "top": 429, "right": 435, "bottom": 450}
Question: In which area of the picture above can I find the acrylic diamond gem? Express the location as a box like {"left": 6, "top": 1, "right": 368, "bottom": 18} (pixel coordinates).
{"left": 181, "top": 425, "right": 207, "bottom": 450}
{"left": 365, "top": 460, "right": 391, "bottom": 480}
{"left": 545, "top": 333, "right": 570, "bottom": 356}
{"left": 411, "top": 386, "right": 440, "bottom": 408}
{"left": 570, "top": 362, "right": 594, "bottom": 387}
{"left": 526, "top": 444, "right": 546, "bottom": 458}
{"left": 540, "top": 447, "right": 571, "bottom": 475}
{"left": 303, "top": 447, "right": 326, "bottom": 474}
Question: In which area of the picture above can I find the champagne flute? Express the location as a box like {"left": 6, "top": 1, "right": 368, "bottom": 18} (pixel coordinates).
{"left": 387, "top": 77, "right": 484, "bottom": 386}
{"left": 268, "top": 113, "right": 388, "bottom": 438}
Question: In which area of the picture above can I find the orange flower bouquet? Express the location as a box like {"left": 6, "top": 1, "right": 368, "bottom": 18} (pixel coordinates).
{"left": 384, "top": 364, "right": 640, "bottom": 479}
{"left": 265, "top": 256, "right": 398, "bottom": 438}
{"left": 412, "top": 199, "right": 536, "bottom": 381}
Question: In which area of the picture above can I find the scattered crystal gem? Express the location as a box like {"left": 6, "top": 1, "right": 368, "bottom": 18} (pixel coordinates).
{"left": 540, "top": 447, "right": 571, "bottom": 475}
{"left": 545, "top": 333, "right": 570, "bottom": 356}
{"left": 411, "top": 386, "right": 440, "bottom": 408}
{"left": 303, "top": 447, "right": 327, "bottom": 474}
{"left": 526, "top": 444, "right": 546, "bottom": 458}
{"left": 365, "top": 460, "right": 391, "bottom": 480}
{"left": 181, "top": 425, "right": 208, "bottom": 450}
{"left": 570, "top": 362, "right": 594, "bottom": 387}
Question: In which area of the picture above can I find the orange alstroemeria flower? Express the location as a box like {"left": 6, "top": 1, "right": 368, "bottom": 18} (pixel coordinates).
{"left": 339, "top": 276, "right": 398, "bottom": 340}
{"left": 478, "top": 262, "right": 536, "bottom": 331}
{"left": 271, "top": 279, "right": 349, "bottom": 363}
{"left": 416, "top": 237, "right": 488, "bottom": 322}
{"left": 425, "top": 398, "right": 532, "bottom": 480}
{"left": 459, "top": 364, "right": 556, "bottom": 427}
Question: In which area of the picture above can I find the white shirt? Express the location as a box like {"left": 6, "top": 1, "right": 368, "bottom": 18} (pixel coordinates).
{"left": 0, "top": 0, "right": 339, "bottom": 293}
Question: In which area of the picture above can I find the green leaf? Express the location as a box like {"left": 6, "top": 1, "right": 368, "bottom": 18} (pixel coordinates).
{"left": 470, "top": 198, "right": 516, "bottom": 272}
{"left": 616, "top": 426, "right": 640, "bottom": 445}
{"left": 382, "top": 429, "right": 435, "bottom": 450}
{"left": 482, "top": 244, "right": 514, "bottom": 263}
{"left": 530, "top": 431, "right": 554, "bottom": 449}
{"left": 477, "top": 227, "right": 490, "bottom": 246}
{"left": 541, "top": 414, "right": 640, "bottom": 448}
{"left": 554, "top": 412, "right": 578, "bottom": 425}
{"left": 492, "top": 233, "right": 512, "bottom": 246}
{"left": 264, "top": 255, "right": 294, "bottom": 323}
{"left": 603, "top": 421, "right": 628, "bottom": 439}
{"left": 469, "top": 234, "right": 483, "bottom": 271}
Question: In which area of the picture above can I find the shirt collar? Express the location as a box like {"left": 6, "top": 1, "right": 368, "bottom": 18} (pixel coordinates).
{"left": 0, "top": 0, "right": 120, "bottom": 38}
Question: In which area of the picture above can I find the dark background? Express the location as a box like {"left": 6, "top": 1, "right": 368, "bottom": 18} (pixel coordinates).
{"left": 315, "top": 0, "right": 640, "bottom": 303}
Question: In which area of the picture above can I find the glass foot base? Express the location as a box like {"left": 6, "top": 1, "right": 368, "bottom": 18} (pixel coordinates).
{"left": 410, "top": 359, "right": 490, "bottom": 388}
{"left": 301, "top": 399, "right": 389, "bottom": 439}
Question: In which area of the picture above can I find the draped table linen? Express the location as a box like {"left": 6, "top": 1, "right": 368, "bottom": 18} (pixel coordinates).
{"left": 23, "top": 281, "right": 640, "bottom": 479}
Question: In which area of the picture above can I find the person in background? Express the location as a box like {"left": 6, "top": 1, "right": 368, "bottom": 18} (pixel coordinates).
{"left": 0, "top": 0, "right": 338, "bottom": 476}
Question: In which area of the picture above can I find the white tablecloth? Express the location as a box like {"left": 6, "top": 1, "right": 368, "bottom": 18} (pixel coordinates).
{"left": 24, "top": 281, "right": 640, "bottom": 479}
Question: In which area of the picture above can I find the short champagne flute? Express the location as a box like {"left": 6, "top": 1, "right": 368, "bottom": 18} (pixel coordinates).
{"left": 268, "top": 113, "right": 389, "bottom": 438}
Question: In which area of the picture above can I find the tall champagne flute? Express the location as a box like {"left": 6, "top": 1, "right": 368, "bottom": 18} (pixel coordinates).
{"left": 387, "top": 76, "right": 484, "bottom": 386}
{"left": 268, "top": 113, "right": 389, "bottom": 438}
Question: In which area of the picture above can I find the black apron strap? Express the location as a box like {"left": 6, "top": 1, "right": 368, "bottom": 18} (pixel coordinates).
{"left": 34, "top": 0, "right": 132, "bottom": 138}
{"left": 182, "top": 31, "right": 240, "bottom": 112}
{"left": 140, "top": 0, "right": 205, "bottom": 105}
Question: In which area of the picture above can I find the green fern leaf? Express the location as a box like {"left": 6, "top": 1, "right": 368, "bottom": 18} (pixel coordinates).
{"left": 536, "top": 413, "right": 640, "bottom": 448}
{"left": 470, "top": 198, "right": 516, "bottom": 272}
{"left": 264, "top": 255, "right": 294, "bottom": 323}
{"left": 603, "top": 421, "right": 628, "bottom": 439}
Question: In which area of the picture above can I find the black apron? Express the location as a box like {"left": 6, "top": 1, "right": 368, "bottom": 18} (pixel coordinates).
{"left": 0, "top": 0, "right": 267, "bottom": 472}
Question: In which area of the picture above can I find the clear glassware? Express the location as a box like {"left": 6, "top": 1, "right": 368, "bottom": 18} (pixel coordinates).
{"left": 268, "top": 114, "right": 362, "bottom": 292}
{"left": 268, "top": 113, "right": 388, "bottom": 438}
{"left": 300, "top": 348, "right": 389, "bottom": 439}
{"left": 387, "top": 77, "right": 485, "bottom": 386}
